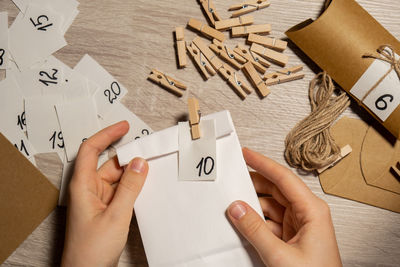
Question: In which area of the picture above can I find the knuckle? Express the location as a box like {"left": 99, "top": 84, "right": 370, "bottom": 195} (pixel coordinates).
{"left": 243, "top": 216, "right": 264, "bottom": 239}
{"left": 317, "top": 198, "right": 331, "bottom": 218}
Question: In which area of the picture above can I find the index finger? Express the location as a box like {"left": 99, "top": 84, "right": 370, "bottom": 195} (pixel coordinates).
{"left": 74, "top": 121, "right": 129, "bottom": 176}
{"left": 243, "top": 147, "right": 315, "bottom": 205}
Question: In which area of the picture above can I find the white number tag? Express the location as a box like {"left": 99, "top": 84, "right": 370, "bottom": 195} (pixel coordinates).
{"left": 350, "top": 54, "right": 400, "bottom": 122}
{"left": 178, "top": 119, "right": 217, "bottom": 181}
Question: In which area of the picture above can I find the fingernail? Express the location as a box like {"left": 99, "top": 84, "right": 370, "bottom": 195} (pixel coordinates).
{"left": 130, "top": 158, "right": 146, "bottom": 173}
{"left": 229, "top": 201, "right": 247, "bottom": 220}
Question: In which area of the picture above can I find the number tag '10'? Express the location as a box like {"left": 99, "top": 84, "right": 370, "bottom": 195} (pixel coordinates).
{"left": 178, "top": 119, "right": 217, "bottom": 181}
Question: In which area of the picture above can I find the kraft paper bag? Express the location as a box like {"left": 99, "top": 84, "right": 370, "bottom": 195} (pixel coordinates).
{"left": 319, "top": 117, "right": 400, "bottom": 213}
{"left": 286, "top": 0, "right": 400, "bottom": 139}
{"left": 0, "top": 133, "right": 59, "bottom": 264}
{"left": 117, "top": 111, "right": 264, "bottom": 267}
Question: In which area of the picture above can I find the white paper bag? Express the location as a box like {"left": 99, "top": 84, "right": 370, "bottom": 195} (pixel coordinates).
{"left": 117, "top": 111, "right": 264, "bottom": 267}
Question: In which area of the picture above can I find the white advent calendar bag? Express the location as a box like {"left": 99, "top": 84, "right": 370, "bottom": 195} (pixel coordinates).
{"left": 117, "top": 111, "right": 264, "bottom": 267}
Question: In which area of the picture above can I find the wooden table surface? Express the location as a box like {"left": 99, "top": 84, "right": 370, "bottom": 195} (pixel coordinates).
{"left": 1, "top": 0, "right": 399, "bottom": 266}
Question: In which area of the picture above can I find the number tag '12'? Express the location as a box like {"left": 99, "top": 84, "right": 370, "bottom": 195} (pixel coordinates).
{"left": 178, "top": 119, "right": 217, "bottom": 181}
{"left": 350, "top": 53, "right": 400, "bottom": 122}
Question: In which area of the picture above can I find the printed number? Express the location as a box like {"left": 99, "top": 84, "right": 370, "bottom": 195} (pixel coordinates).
{"left": 134, "top": 129, "right": 150, "bottom": 140}
{"left": 0, "top": 49, "right": 4, "bottom": 66}
{"left": 196, "top": 156, "right": 215, "bottom": 177}
{"left": 49, "top": 131, "right": 64, "bottom": 149}
{"left": 375, "top": 94, "right": 394, "bottom": 111}
{"left": 104, "top": 82, "right": 121, "bottom": 104}
{"left": 14, "top": 140, "right": 29, "bottom": 157}
{"left": 30, "top": 15, "right": 53, "bottom": 31}
{"left": 17, "top": 111, "right": 26, "bottom": 130}
{"left": 39, "top": 69, "right": 58, "bottom": 86}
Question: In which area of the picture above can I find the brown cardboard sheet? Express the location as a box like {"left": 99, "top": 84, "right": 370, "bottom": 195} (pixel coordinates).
{"left": 286, "top": 0, "right": 400, "bottom": 139}
{"left": 0, "top": 133, "right": 59, "bottom": 264}
{"left": 319, "top": 117, "right": 400, "bottom": 213}
{"left": 361, "top": 126, "right": 400, "bottom": 194}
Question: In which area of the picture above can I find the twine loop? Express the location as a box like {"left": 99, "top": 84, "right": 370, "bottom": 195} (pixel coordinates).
{"left": 284, "top": 72, "right": 350, "bottom": 171}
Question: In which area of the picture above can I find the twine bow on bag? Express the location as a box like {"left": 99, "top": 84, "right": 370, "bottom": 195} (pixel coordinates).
{"left": 360, "top": 45, "right": 400, "bottom": 103}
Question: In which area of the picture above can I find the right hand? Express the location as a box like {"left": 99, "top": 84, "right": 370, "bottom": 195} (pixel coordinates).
{"left": 227, "top": 148, "right": 342, "bottom": 267}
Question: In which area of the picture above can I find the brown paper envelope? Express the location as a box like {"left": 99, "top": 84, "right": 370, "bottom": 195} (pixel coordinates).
{"left": 361, "top": 126, "right": 400, "bottom": 194}
{"left": 286, "top": 0, "right": 400, "bottom": 139}
{"left": 319, "top": 117, "right": 400, "bottom": 213}
{"left": 0, "top": 134, "right": 59, "bottom": 264}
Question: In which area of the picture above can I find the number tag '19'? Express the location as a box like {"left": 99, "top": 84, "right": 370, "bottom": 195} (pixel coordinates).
{"left": 178, "top": 119, "right": 217, "bottom": 181}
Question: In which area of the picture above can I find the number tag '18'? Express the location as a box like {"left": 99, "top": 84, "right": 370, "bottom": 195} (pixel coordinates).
{"left": 178, "top": 119, "right": 217, "bottom": 181}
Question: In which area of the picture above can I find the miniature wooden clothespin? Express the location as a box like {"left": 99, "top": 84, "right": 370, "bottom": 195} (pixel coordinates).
{"left": 229, "top": 0, "right": 271, "bottom": 17}
{"left": 148, "top": 69, "right": 187, "bottom": 97}
{"left": 192, "top": 36, "right": 224, "bottom": 71}
{"left": 209, "top": 39, "right": 246, "bottom": 70}
{"left": 214, "top": 15, "right": 254, "bottom": 31}
{"left": 186, "top": 42, "right": 216, "bottom": 80}
{"left": 175, "top": 27, "right": 187, "bottom": 68}
{"left": 247, "top": 34, "right": 287, "bottom": 52}
{"left": 219, "top": 63, "right": 252, "bottom": 99}
{"left": 234, "top": 44, "right": 270, "bottom": 74}
{"left": 391, "top": 162, "right": 400, "bottom": 179}
{"left": 188, "top": 18, "right": 226, "bottom": 42}
{"left": 242, "top": 61, "right": 270, "bottom": 98}
{"left": 263, "top": 65, "right": 304, "bottom": 85}
{"left": 199, "top": 0, "right": 222, "bottom": 26}
{"left": 251, "top": 43, "right": 288, "bottom": 67}
{"left": 231, "top": 24, "right": 271, "bottom": 37}
{"left": 317, "top": 145, "right": 352, "bottom": 174}
{"left": 188, "top": 98, "right": 201, "bottom": 140}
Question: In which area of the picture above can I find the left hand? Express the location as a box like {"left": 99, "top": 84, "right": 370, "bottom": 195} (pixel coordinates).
{"left": 61, "top": 121, "right": 149, "bottom": 267}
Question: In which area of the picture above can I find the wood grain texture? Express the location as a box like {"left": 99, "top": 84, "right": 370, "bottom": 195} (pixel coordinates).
{"left": 0, "top": 0, "right": 399, "bottom": 266}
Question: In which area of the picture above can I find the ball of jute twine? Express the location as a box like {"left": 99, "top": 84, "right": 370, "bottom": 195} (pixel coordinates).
{"left": 284, "top": 72, "right": 350, "bottom": 172}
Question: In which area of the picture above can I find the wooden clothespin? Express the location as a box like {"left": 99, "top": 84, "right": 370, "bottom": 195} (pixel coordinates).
{"left": 233, "top": 44, "right": 271, "bottom": 74}
{"left": 242, "top": 62, "right": 270, "bottom": 98}
{"left": 232, "top": 24, "right": 271, "bottom": 37}
{"left": 187, "top": 18, "right": 226, "bottom": 42}
{"left": 229, "top": 0, "right": 271, "bottom": 17}
{"left": 199, "top": 0, "right": 222, "bottom": 26}
{"left": 209, "top": 39, "right": 246, "bottom": 70}
{"left": 317, "top": 145, "right": 352, "bottom": 174}
{"left": 263, "top": 65, "right": 304, "bottom": 85}
{"left": 218, "top": 63, "right": 252, "bottom": 100}
{"left": 215, "top": 15, "right": 254, "bottom": 31}
{"left": 148, "top": 69, "right": 187, "bottom": 97}
{"left": 247, "top": 34, "right": 287, "bottom": 52}
{"left": 192, "top": 36, "right": 224, "bottom": 72}
{"left": 251, "top": 43, "right": 288, "bottom": 67}
{"left": 391, "top": 162, "right": 400, "bottom": 179}
{"left": 175, "top": 27, "right": 187, "bottom": 68}
{"left": 188, "top": 98, "right": 201, "bottom": 140}
{"left": 186, "top": 42, "right": 216, "bottom": 80}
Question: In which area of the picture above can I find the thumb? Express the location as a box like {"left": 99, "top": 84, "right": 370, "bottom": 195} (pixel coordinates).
{"left": 108, "top": 157, "right": 148, "bottom": 219}
{"left": 227, "top": 201, "right": 287, "bottom": 265}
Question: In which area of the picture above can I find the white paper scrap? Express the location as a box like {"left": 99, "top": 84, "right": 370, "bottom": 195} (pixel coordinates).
{"left": 9, "top": 5, "right": 67, "bottom": 68}
{"left": 178, "top": 120, "right": 217, "bottom": 181}
{"left": 99, "top": 102, "right": 152, "bottom": 148}
{"left": 56, "top": 97, "right": 100, "bottom": 161}
{"left": 0, "top": 77, "right": 26, "bottom": 134}
{"left": 74, "top": 54, "right": 128, "bottom": 117}
{"left": 0, "top": 12, "right": 9, "bottom": 69}
{"left": 25, "top": 95, "right": 64, "bottom": 154}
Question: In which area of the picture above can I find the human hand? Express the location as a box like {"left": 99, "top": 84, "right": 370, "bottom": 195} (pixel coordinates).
{"left": 227, "top": 148, "right": 341, "bottom": 267}
{"left": 61, "top": 121, "right": 149, "bottom": 267}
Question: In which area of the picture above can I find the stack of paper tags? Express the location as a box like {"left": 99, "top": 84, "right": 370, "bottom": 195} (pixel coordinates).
{"left": 0, "top": 0, "right": 153, "bottom": 206}
{"left": 150, "top": 0, "right": 305, "bottom": 100}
